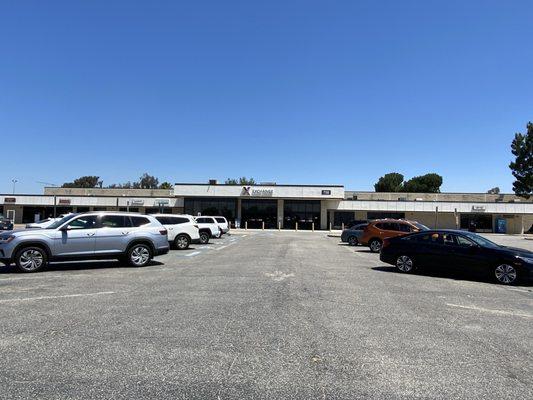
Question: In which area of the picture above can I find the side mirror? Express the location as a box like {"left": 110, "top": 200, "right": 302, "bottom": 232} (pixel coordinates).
{"left": 60, "top": 225, "right": 71, "bottom": 232}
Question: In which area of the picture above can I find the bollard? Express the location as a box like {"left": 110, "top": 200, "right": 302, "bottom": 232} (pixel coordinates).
{"left": 295, "top": 222, "right": 298, "bottom": 232}
{"left": 278, "top": 221, "right": 281, "bottom": 231}
{"left": 245, "top": 221, "right": 248, "bottom": 230}
{"left": 341, "top": 222, "right": 344, "bottom": 231}
{"left": 329, "top": 222, "right": 332, "bottom": 232}
{"left": 262, "top": 221, "right": 265, "bottom": 230}
{"left": 312, "top": 222, "right": 315, "bottom": 232}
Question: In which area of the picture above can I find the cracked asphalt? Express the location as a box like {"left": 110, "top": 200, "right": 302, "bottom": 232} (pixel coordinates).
{"left": 0, "top": 232, "right": 532, "bottom": 399}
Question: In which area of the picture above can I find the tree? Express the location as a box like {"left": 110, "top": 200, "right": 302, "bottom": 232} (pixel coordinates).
{"left": 159, "top": 182, "right": 172, "bottom": 189}
{"left": 225, "top": 177, "right": 256, "bottom": 185}
{"left": 374, "top": 173, "right": 404, "bottom": 192}
{"left": 487, "top": 187, "right": 500, "bottom": 194}
{"left": 402, "top": 173, "right": 443, "bottom": 193}
{"left": 139, "top": 173, "right": 159, "bottom": 189}
{"left": 509, "top": 122, "right": 533, "bottom": 199}
{"left": 62, "top": 176, "right": 100, "bottom": 188}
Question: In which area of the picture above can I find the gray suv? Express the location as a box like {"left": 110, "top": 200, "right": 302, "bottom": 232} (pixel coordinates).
{"left": 0, "top": 212, "right": 169, "bottom": 272}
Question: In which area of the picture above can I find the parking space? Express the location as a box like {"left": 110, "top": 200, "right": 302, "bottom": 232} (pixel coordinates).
{"left": 0, "top": 231, "right": 532, "bottom": 399}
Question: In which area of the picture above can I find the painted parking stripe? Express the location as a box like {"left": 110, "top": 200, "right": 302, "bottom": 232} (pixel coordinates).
{"left": 446, "top": 303, "right": 533, "bottom": 319}
{"left": 0, "top": 291, "right": 116, "bottom": 303}
{"left": 185, "top": 251, "right": 201, "bottom": 257}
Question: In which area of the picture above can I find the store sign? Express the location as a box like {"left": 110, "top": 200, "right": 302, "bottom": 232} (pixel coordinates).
{"left": 130, "top": 199, "right": 144, "bottom": 205}
{"left": 155, "top": 199, "right": 170, "bottom": 206}
{"left": 242, "top": 186, "right": 274, "bottom": 197}
{"left": 321, "top": 190, "right": 331, "bottom": 195}
{"left": 472, "top": 205, "right": 486, "bottom": 212}
{"left": 3, "top": 197, "right": 16, "bottom": 203}
{"left": 58, "top": 199, "right": 71, "bottom": 205}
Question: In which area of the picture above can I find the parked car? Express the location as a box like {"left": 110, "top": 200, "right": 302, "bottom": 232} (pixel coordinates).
{"left": 194, "top": 216, "right": 222, "bottom": 244}
{"left": 380, "top": 230, "right": 533, "bottom": 285}
{"left": 341, "top": 223, "right": 368, "bottom": 246}
{"left": 360, "top": 219, "right": 429, "bottom": 252}
{"left": 0, "top": 214, "right": 14, "bottom": 231}
{"left": 345, "top": 219, "right": 368, "bottom": 229}
{"left": 0, "top": 212, "right": 169, "bottom": 272}
{"left": 214, "top": 216, "right": 230, "bottom": 234}
{"left": 151, "top": 214, "right": 200, "bottom": 250}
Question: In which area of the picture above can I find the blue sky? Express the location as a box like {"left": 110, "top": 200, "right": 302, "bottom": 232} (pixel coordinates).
{"left": 1, "top": 0, "right": 531, "bottom": 194}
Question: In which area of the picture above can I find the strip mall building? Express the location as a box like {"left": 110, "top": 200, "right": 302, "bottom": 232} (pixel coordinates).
{"left": 1, "top": 182, "right": 532, "bottom": 234}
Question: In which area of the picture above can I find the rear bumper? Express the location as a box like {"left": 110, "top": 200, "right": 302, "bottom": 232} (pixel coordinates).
{"left": 191, "top": 238, "right": 202, "bottom": 244}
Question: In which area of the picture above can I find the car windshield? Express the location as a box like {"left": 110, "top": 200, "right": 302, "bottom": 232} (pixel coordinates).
{"left": 462, "top": 232, "right": 500, "bottom": 248}
{"left": 46, "top": 214, "right": 79, "bottom": 230}
{"left": 414, "top": 223, "right": 430, "bottom": 230}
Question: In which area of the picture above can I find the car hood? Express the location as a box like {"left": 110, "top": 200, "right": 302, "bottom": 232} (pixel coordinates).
{"left": 499, "top": 246, "right": 533, "bottom": 257}
{"left": 0, "top": 229, "right": 52, "bottom": 238}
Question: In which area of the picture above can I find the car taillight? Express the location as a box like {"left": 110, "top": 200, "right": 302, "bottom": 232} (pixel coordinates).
{"left": 159, "top": 229, "right": 168, "bottom": 235}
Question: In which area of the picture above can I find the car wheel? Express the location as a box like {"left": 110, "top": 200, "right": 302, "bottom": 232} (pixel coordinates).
{"left": 15, "top": 246, "right": 47, "bottom": 273}
{"left": 199, "top": 232, "right": 210, "bottom": 244}
{"left": 128, "top": 244, "right": 152, "bottom": 267}
{"left": 494, "top": 264, "right": 518, "bottom": 285}
{"left": 174, "top": 234, "right": 190, "bottom": 250}
{"left": 396, "top": 255, "right": 414, "bottom": 273}
{"left": 348, "top": 236, "right": 358, "bottom": 246}
{"left": 369, "top": 239, "right": 382, "bottom": 253}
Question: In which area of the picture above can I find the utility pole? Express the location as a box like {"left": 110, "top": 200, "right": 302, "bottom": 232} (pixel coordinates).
{"left": 12, "top": 179, "right": 18, "bottom": 194}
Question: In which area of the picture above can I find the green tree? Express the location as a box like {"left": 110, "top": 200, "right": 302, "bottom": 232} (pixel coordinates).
{"left": 487, "top": 187, "right": 500, "bottom": 194}
{"left": 374, "top": 173, "right": 404, "bottom": 192}
{"left": 159, "top": 182, "right": 172, "bottom": 189}
{"left": 225, "top": 177, "right": 256, "bottom": 185}
{"left": 139, "top": 173, "right": 159, "bottom": 189}
{"left": 509, "top": 122, "right": 533, "bottom": 198}
{"left": 402, "top": 173, "right": 443, "bottom": 193}
{"left": 62, "top": 176, "right": 101, "bottom": 188}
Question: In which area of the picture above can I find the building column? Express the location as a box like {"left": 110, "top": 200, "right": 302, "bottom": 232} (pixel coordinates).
{"left": 320, "top": 201, "right": 328, "bottom": 230}
{"left": 277, "top": 199, "right": 284, "bottom": 229}
{"left": 236, "top": 198, "right": 242, "bottom": 225}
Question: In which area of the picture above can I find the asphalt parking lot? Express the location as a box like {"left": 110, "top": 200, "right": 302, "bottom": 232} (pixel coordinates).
{"left": 0, "top": 232, "right": 532, "bottom": 399}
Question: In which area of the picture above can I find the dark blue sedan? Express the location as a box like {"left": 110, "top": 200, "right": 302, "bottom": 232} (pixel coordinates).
{"left": 380, "top": 230, "right": 533, "bottom": 285}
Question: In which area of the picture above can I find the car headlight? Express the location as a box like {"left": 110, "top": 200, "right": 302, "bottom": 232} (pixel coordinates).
{"left": 517, "top": 256, "right": 533, "bottom": 264}
{"left": 0, "top": 235, "right": 15, "bottom": 243}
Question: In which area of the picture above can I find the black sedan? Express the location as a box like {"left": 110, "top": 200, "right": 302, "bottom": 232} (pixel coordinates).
{"left": 380, "top": 230, "right": 533, "bottom": 285}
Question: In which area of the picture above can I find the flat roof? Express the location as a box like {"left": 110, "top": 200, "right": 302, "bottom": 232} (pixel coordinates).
{"left": 174, "top": 183, "right": 344, "bottom": 188}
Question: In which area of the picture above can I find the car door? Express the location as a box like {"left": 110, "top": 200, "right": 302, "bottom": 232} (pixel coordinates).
{"left": 445, "top": 234, "right": 486, "bottom": 275}
{"left": 53, "top": 215, "right": 98, "bottom": 257}
{"left": 94, "top": 215, "right": 134, "bottom": 254}
{"left": 410, "top": 232, "right": 448, "bottom": 268}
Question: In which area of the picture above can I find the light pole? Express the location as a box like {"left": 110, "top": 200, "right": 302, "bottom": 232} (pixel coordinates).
{"left": 12, "top": 179, "right": 18, "bottom": 194}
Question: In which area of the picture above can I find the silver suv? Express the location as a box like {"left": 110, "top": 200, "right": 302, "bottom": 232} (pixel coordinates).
{"left": 0, "top": 212, "right": 169, "bottom": 272}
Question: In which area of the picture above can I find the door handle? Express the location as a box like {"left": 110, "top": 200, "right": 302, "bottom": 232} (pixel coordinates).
{"left": 86, "top": 232, "right": 96, "bottom": 236}
{"left": 122, "top": 231, "right": 130, "bottom": 235}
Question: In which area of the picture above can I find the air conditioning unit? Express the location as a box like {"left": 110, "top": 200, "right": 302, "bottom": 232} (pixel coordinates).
{"left": 208, "top": 179, "right": 218, "bottom": 185}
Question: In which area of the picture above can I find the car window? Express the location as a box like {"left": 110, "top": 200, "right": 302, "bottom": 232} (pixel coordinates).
{"left": 66, "top": 215, "right": 98, "bottom": 230}
{"left": 101, "top": 215, "right": 132, "bottom": 228}
{"left": 381, "top": 222, "right": 399, "bottom": 231}
{"left": 456, "top": 235, "right": 476, "bottom": 247}
{"left": 197, "top": 217, "right": 210, "bottom": 223}
{"left": 415, "top": 233, "right": 443, "bottom": 244}
{"left": 398, "top": 223, "right": 411, "bottom": 232}
{"left": 215, "top": 217, "right": 226, "bottom": 223}
{"left": 131, "top": 216, "right": 151, "bottom": 227}
{"left": 442, "top": 233, "right": 456, "bottom": 246}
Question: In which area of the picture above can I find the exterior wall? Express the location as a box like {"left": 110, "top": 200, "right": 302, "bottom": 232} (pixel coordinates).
{"left": 346, "top": 191, "right": 530, "bottom": 203}
{"left": 174, "top": 184, "right": 344, "bottom": 200}
{"left": 44, "top": 187, "right": 173, "bottom": 197}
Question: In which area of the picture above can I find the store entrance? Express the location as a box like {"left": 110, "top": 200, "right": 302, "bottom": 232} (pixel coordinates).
{"left": 283, "top": 200, "right": 321, "bottom": 230}
{"left": 241, "top": 199, "right": 278, "bottom": 229}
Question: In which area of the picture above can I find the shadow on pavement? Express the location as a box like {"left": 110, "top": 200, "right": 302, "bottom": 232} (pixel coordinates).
{"left": 371, "top": 265, "right": 532, "bottom": 287}
{"left": 0, "top": 259, "right": 164, "bottom": 274}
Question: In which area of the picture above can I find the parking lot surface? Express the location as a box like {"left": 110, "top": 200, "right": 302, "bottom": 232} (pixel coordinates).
{"left": 0, "top": 232, "right": 532, "bottom": 399}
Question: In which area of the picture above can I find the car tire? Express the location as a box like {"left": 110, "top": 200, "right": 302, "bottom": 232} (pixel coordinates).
{"left": 199, "top": 232, "right": 210, "bottom": 244}
{"left": 396, "top": 255, "right": 415, "bottom": 273}
{"left": 348, "top": 236, "right": 358, "bottom": 246}
{"left": 14, "top": 246, "right": 47, "bottom": 273}
{"left": 127, "top": 243, "right": 152, "bottom": 267}
{"left": 174, "top": 234, "right": 190, "bottom": 250}
{"left": 494, "top": 263, "right": 518, "bottom": 285}
{"left": 369, "top": 239, "right": 382, "bottom": 253}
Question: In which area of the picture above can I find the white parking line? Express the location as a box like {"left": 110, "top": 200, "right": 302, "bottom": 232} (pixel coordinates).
{"left": 446, "top": 303, "right": 533, "bottom": 319}
{"left": 0, "top": 291, "right": 116, "bottom": 303}
{"left": 185, "top": 251, "right": 201, "bottom": 257}
{"left": 215, "top": 242, "right": 236, "bottom": 251}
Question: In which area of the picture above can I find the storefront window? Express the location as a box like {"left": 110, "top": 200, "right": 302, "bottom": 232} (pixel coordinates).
{"left": 184, "top": 197, "right": 237, "bottom": 220}
{"left": 284, "top": 200, "right": 321, "bottom": 230}
{"left": 241, "top": 199, "right": 278, "bottom": 229}
{"left": 460, "top": 214, "right": 493, "bottom": 232}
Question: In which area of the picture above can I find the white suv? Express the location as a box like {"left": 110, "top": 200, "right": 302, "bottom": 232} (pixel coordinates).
{"left": 151, "top": 214, "right": 200, "bottom": 250}
{"left": 214, "top": 216, "right": 230, "bottom": 234}
{"left": 195, "top": 216, "right": 221, "bottom": 244}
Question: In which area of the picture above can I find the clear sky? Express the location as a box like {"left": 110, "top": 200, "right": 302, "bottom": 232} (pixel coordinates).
{"left": 1, "top": 0, "right": 532, "bottom": 194}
